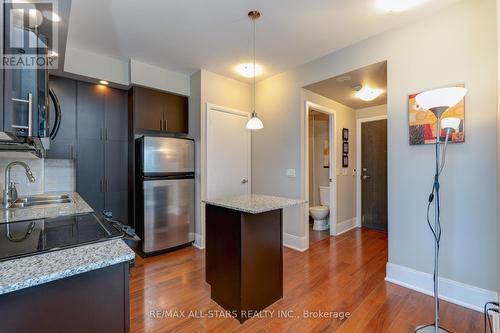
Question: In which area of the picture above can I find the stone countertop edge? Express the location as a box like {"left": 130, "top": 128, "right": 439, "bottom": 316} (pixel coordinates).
{"left": 203, "top": 194, "right": 307, "bottom": 214}
{"left": 0, "top": 239, "right": 135, "bottom": 295}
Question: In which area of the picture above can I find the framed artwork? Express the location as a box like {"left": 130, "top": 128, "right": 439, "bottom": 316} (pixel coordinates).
{"left": 342, "top": 142, "right": 349, "bottom": 154}
{"left": 342, "top": 128, "right": 349, "bottom": 141}
{"left": 342, "top": 154, "right": 348, "bottom": 168}
{"left": 409, "top": 83, "right": 465, "bottom": 145}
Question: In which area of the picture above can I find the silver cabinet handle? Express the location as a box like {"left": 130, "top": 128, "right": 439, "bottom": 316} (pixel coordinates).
{"left": 11, "top": 93, "right": 33, "bottom": 136}
{"left": 99, "top": 128, "right": 103, "bottom": 140}
{"left": 164, "top": 119, "right": 168, "bottom": 131}
{"left": 27, "top": 93, "right": 33, "bottom": 136}
{"left": 105, "top": 179, "right": 109, "bottom": 193}
{"left": 160, "top": 119, "right": 163, "bottom": 131}
{"left": 241, "top": 178, "right": 248, "bottom": 184}
{"left": 69, "top": 145, "right": 74, "bottom": 160}
{"left": 99, "top": 179, "right": 103, "bottom": 192}
{"left": 104, "top": 128, "right": 108, "bottom": 140}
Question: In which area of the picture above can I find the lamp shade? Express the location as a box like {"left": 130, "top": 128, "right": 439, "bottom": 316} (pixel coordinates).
{"left": 415, "top": 87, "right": 467, "bottom": 110}
{"left": 441, "top": 117, "right": 461, "bottom": 131}
{"left": 246, "top": 114, "right": 264, "bottom": 130}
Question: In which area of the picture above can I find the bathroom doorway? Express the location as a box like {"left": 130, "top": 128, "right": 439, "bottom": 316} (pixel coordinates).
{"left": 305, "top": 102, "right": 337, "bottom": 246}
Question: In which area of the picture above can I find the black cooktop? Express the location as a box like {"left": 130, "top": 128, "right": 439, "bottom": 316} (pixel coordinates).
{"left": 0, "top": 213, "right": 123, "bottom": 261}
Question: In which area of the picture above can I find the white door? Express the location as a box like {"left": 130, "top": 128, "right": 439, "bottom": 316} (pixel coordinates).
{"left": 207, "top": 106, "right": 251, "bottom": 199}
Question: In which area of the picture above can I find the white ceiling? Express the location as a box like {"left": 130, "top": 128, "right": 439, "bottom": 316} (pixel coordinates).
{"left": 66, "top": 0, "right": 460, "bottom": 82}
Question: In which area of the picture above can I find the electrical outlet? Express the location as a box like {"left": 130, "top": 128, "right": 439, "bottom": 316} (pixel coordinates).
{"left": 286, "top": 169, "right": 296, "bottom": 178}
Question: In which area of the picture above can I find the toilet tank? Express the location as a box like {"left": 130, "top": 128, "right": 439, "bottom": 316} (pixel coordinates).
{"left": 319, "top": 186, "right": 329, "bottom": 206}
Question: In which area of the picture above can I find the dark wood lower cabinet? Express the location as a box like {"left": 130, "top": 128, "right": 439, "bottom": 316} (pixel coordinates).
{"left": 205, "top": 204, "right": 283, "bottom": 323}
{"left": 0, "top": 262, "right": 130, "bottom": 333}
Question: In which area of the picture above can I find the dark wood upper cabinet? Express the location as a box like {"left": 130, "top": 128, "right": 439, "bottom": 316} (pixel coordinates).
{"left": 130, "top": 86, "right": 188, "bottom": 134}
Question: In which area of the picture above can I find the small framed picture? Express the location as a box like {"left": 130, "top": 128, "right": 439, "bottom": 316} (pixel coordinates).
{"left": 343, "top": 142, "right": 349, "bottom": 154}
{"left": 342, "top": 154, "right": 348, "bottom": 168}
{"left": 342, "top": 128, "right": 349, "bottom": 141}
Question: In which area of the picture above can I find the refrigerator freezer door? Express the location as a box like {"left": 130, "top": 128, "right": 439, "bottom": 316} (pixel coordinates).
{"left": 143, "top": 178, "right": 195, "bottom": 253}
{"left": 143, "top": 137, "right": 194, "bottom": 174}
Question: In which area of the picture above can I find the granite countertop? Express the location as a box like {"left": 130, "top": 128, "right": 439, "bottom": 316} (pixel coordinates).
{"left": 0, "top": 192, "right": 93, "bottom": 223}
{"left": 203, "top": 194, "right": 306, "bottom": 214}
{"left": 0, "top": 239, "right": 135, "bottom": 295}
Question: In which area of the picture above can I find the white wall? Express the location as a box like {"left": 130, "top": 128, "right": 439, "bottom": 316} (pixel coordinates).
{"left": 253, "top": 0, "right": 497, "bottom": 292}
{"left": 356, "top": 104, "right": 388, "bottom": 119}
{"left": 129, "top": 60, "right": 190, "bottom": 96}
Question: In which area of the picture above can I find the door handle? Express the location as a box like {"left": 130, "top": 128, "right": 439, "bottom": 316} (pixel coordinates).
{"left": 241, "top": 178, "right": 248, "bottom": 184}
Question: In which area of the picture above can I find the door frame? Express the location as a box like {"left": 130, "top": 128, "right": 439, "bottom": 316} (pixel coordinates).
{"left": 304, "top": 101, "right": 337, "bottom": 244}
{"left": 355, "top": 115, "right": 388, "bottom": 227}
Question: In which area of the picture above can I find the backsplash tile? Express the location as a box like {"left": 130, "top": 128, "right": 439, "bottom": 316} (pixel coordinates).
{"left": 0, "top": 158, "right": 75, "bottom": 196}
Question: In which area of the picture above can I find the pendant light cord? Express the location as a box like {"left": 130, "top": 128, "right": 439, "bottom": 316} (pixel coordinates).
{"left": 252, "top": 15, "right": 256, "bottom": 115}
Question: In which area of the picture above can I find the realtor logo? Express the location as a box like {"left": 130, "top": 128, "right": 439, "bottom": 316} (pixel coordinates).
{"left": 2, "top": 0, "right": 59, "bottom": 69}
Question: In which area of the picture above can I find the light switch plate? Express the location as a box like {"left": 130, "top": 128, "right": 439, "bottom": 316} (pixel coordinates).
{"left": 286, "top": 169, "right": 296, "bottom": 178}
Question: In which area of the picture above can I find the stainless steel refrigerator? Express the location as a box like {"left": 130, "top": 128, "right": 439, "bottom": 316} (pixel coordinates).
{"left": 136, "top": 136, "right": 195, "bottom": 255}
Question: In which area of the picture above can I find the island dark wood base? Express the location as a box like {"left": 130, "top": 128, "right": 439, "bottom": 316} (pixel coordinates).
{"left": 205, "top": 204, "right": 283, "bottom": 323}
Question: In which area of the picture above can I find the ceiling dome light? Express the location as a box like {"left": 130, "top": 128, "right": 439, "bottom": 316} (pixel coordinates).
{"left": 377, "top": 0, "right": 425, "bottom": 12}
{"left": 415, "top": 87, "right": 467, "bottom": 110}
{"left": 42, "top": 10, "right": 61, "bottom": 22}
{"left": 354, "top": 86, "right": 383, "bottom": 101}
{"left": 236, "top": 63, "right": 263, "bottom": 78}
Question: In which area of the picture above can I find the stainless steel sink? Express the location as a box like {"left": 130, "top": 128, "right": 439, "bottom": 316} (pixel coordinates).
{"left": 10, "top": 194, "right": 71, "bottom": 208}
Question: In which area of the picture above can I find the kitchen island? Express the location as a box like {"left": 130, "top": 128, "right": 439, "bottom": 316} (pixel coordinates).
{"left": 203, "top": 194, "right": 305, "bottom": 323}
{"left": 0, "top": 193, "right": 135, "bottom": 333}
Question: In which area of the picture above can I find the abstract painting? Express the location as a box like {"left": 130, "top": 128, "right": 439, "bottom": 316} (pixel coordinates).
{"left": 408, "top": 84, "right": 465, "bottom": 145}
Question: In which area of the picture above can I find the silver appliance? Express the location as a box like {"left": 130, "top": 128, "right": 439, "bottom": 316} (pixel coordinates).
{"left": 136, "top": 136, "right": 195, "bottom": 255}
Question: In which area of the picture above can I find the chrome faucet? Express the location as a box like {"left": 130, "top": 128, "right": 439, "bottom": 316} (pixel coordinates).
{"left": 3, "top": 161, "right": 36, "bottom": 208}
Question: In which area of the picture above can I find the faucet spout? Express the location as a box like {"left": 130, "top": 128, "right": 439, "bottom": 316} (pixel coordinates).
{"left": 3, "top": 161, "right": 36, "bottom": 208}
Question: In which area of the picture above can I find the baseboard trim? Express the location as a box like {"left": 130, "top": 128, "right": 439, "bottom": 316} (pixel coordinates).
{"left": 385, "top": 263, "right": 498, "bottom": 313}
{"left": 336, "top": 218, "right": 357, "bottom": 235}
{"left": 283, "top": 233, "right": 308, "bottom": 252}
{"left": 493, "top": 311, "right": 499, "bottom": 333}
{"left": 193, "top": 233, "right": 205, "bottom": 249}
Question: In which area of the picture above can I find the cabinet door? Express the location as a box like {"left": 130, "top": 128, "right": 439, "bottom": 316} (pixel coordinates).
{"left": 132, "top": 87, "right": 163, "bottom": 132}
{"left": 104, "top": 88, "right": 128, "bottom": 224}
{"left": 46, "top": 76, "right": 77, "bottom": 159}
{"left": 164, "top": 93, "right": 188, "bottom": 134}
{"left": 105, "top": 140, "right": 128, "bottom": 224}
{"left": 76, "top": 81, "right": 105, "bottom": 213}
{"left": 105, "top": 87, "right": 127, "bottom": 141}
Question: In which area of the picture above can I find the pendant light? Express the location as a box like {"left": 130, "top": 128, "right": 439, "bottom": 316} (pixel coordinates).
{"left": 246, "top": 10, "right": 264, "bottom": 130}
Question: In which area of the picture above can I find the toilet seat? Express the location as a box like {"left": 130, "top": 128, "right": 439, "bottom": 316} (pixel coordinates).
{"left": 309, "top": 206, "right": 329, "bottom": 214}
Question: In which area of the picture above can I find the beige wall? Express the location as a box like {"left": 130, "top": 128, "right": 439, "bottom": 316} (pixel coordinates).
{"left": 309, "top": 111, "right": 329, "bottom": 207}
{"left": 253, "top": 0, "right": 497, "bottom": 291}
{"left": 356, "top": 104, "right": 387, "bottom": 119}
{"left": 194, "top": 69, "right": 251, "bottom": 247}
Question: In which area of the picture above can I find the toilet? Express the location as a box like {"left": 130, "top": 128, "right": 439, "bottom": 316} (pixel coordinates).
{"left": 309, "top": 186, "right": 330, "bottom": 231}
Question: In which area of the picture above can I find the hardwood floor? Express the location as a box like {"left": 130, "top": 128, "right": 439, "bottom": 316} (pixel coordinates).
{"left": 309, "top": 222, "right": 330, "bottom": 245}
{"left": 129, "top": 228, "right": 482, "bottom": 333}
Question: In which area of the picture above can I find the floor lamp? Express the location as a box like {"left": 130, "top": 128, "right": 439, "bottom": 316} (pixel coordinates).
{"left": 414, "top": 87, "right": 467, "bottom": 333}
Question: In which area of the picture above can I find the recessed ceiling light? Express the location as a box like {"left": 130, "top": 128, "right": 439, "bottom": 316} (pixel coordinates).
{"left": 377, "top": 0, "right": 425, "bottom": 12}
{"left": 99, "top": 80, "right": 109, "bottom": 85}
{"left": 42, "top": 10, "right": 61, "bottom": 22}
{"left": 236, "top": 63, "right": 263, "bottom": 78}
{"left": 354, "top": 85, "right": 383, "bottom": 101}
{"left": 48, "top": 50, "right": 58, "bottom": 57}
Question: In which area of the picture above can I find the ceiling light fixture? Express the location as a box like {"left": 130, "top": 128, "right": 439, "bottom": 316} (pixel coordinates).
{"left": 236, "top": 63, "right": 263, "bottom": 78}
{"left": 246, "top": 10, "right": 264, "bottom": 131}
{"left": 42, "top": 10, "right": 61, "bottom": 22}
{"left": 99, "top": 80, "right": 109, "bottom": 85}
{"left": 377, "top": 0, "right": 425, "bottom": 12}
{"left": 354, "top": 85, "right": 383, "bottom": 101}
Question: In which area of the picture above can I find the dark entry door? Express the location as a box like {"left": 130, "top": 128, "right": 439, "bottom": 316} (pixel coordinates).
{"left": 361, "top": 119, "right": 388, "bottom": 231}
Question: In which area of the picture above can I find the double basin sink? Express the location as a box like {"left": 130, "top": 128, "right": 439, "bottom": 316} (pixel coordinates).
{"left": 9, "top": 194, "right": 71, "bottom": 209}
